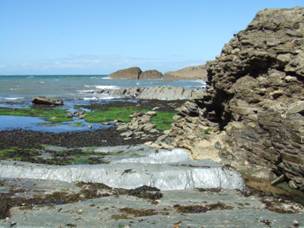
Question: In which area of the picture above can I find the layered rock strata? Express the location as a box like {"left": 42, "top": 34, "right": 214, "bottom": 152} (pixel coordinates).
{"left": 160, "top": 8, "right": 304, "bottom": 191}
{"left": 95, "top": 86, "right": 205, "bottom": 100}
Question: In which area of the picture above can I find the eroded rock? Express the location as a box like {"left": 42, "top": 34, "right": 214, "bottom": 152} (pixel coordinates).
{"left": 160, "top": 8, "right": 304, "bottom": 191}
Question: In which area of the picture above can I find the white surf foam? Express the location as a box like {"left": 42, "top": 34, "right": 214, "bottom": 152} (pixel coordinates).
{"left": 83, "top": 97, "right": 98, "bottom": 101}
{"left": 83, "top": 96, "right": 117, "bottom": 101}
{"left": 4, "top": 97, "right": 24, "bottom": 101}
{"left": 95, "top": 85, "right": 120, "bottom": 90}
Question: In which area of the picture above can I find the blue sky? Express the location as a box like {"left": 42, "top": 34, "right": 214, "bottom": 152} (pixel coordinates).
{"left": 0, "top": 0, "right": 303, "bottom": 75}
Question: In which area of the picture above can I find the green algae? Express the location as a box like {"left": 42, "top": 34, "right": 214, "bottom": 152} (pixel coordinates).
{"left": 151, "top": 111, "right": 176, "bottom": 131}
{"left": 84, "top": 106, "right": 148, "bottom": 123}
{"left": 0, "top": 147, "right": 109, "bottom": 165}
{"left": 0, "top": 107, "right": 71, "bottom": 123}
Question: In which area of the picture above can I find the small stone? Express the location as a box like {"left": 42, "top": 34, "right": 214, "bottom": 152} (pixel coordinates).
{"left": 77, "top": 209, "right": 83, "bottom": 214}
{"left": 293, "top": 220, "right": 299, "bottom": 227}
{"left": 146, "top": 111, "right": 157, "bottom": 116}
{"left": 285, "top": 75, "right": 297, "bottom": 82}
{"left": 121, "top": 131, "right": 133, "bottom": 137}
{"left": 10, "top": 221, "right": 17, "bottom": 227}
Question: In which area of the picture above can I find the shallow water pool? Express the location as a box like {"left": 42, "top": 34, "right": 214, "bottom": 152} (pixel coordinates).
{"left": 0, "top": 115, "right": 109, "bottom": 133}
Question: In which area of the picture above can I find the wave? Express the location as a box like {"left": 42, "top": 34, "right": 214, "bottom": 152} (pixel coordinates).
{"left": 83, "top": 97, "right": 98, "bottom": 101}
{"left": 5, "top": 97, "right": 24, "bottom": 101}
{"left": 0, "top": 97, "right": 25, "bottom": 103}
{"left": 83, "top": 96, "right": 117, "bottom": 101}
{"left": 95, "top": 85, "right": 120, "bottom": 90}
{"left": 77, "top": 89, "right": 95, "bottom": 94}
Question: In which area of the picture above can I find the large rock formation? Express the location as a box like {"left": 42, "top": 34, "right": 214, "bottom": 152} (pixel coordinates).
{"left": 164, "top": 65, "right": 207, "bottom": 80}
{"left": 109, "top": 67, "right": 142, "bottom": 79}
{"left": 139, "top": 70, "right": 163, "bottom": 79}
{"left": 109, "top": 67, "right": 163, "bottom": 80}
{"left": 161, "top": 8, "right": 304, "bottom": 191}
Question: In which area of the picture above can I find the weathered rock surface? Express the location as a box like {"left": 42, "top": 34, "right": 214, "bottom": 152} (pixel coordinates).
{"left": 95, "top": 86, "right": 204, "bottom": 100}
{"left": 2, "top": 187, "right": 304, "bottom": 227}
{"left": 117, "top": 111, "right": 159, "bottom": 140}
{"left": 32, "top": 96, "right": 64, "bottom": 106}
{"left": 159, "top": 8, "right": 304, "bottom": 191}
{"left": 139, "top": 70, "right": 163, "bottom": 79}
{"left": 164, "top": 64, "right": 208, "bottom": 80}
{"left": 109, "top": 67, "right": 142, "bottom": 79}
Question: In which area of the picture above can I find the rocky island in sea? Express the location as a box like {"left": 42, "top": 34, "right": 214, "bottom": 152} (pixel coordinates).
{"left": 0, "top": 6, "right": 304, "bottom": 228}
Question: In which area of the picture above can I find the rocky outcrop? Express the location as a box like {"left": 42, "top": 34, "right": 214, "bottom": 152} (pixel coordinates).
{"left": 110, "top": 65, "right": 207, "bottom": 80}
{"left": 160, "top": 8, "right": 304, "bottom": 191}
{"left": 109, "top": 67, "right": 142, "bottom": 79}
{"left": 95, "top": 86, "right": 203, "bottom": 100}
{"left": 32, "top": 97, "right": 64, "bottom": 106}
{"left": 164, "top": 65, "right": 207, "bottom": 80}
{"left": 117, "top": 111, "right": 160, "bottom": 140}
{"left": 139, "top": 70, "right": 163, "bottom": 79}
{"left": 109, "top": 67, "right": 163, "bottom": 80}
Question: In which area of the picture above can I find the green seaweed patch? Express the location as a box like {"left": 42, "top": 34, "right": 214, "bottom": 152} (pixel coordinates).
{"left": 0, "top": 147, "right": 110, "bottom": 165}
{"left": 0, "top": 107, "right": 71, "bottom": 123}
{"left": 84, "top": 106, "right": 148, "bottom": 123}
{"left": 151, "top": 111, "right": 176, "bottom": 131}
{"left": 0, "top": 147, "right": 40, "bottom": 161}
{"left": 70, "top": 122, "right": 85, "bottom": 127}
{"left": 119, "top": 207, "right": 158, "bottom": 217}
{"left": 174, "top": 202, "right": 233, "bottom": 213}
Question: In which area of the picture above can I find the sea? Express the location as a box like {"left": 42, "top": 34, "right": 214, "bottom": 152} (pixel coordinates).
{"left": 0, "top": 75, "right": 205, "bottom": 104}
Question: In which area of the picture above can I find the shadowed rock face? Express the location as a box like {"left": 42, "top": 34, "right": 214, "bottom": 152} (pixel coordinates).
{"left": 165, "top": 8, "right": 304, "bottom": 191}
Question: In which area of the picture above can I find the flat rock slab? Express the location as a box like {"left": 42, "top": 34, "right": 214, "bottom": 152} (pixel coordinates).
{"left": 0, "top": 159, "right": 244, "bottom": 191}
{"left": 1, "top": 189, "right": 303, "bottom": 227}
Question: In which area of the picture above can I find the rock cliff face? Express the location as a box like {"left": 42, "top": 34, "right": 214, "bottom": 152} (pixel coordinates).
{"left": 162, "top": 8, "right": 304, "bottom": 191}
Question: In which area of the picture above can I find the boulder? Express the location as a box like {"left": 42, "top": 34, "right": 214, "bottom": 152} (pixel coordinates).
{"left": 164, "top": 65, "right": 207, "bottom": 80}
{"left": 32, "top": 96, "right": 64, "bottom": 106}
{"left": 109, "top": 67, "right": 142, "bottom": 79}
{"left": 139, "top": 70, "right": 163, "bottom": 80}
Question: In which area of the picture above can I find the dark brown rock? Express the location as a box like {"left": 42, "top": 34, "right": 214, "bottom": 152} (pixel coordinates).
{"left": 139, "top": 70, "right": 163, "bottom": 79}
{"left": 204, "top": 8, "right": 304, "bottom": 191}
{"left": 32, "top": 96, "right": 64, "bottom": 106}
{"left": 109, "top": 67, "right": 142, "bottom": 79}
{"left": 164, "top": 8, "right": 304, "bottom": 191}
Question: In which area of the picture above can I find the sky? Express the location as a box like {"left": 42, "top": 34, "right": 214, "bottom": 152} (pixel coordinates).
{"left": 0, "top": 0, "right": 303, "bottom": 75}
